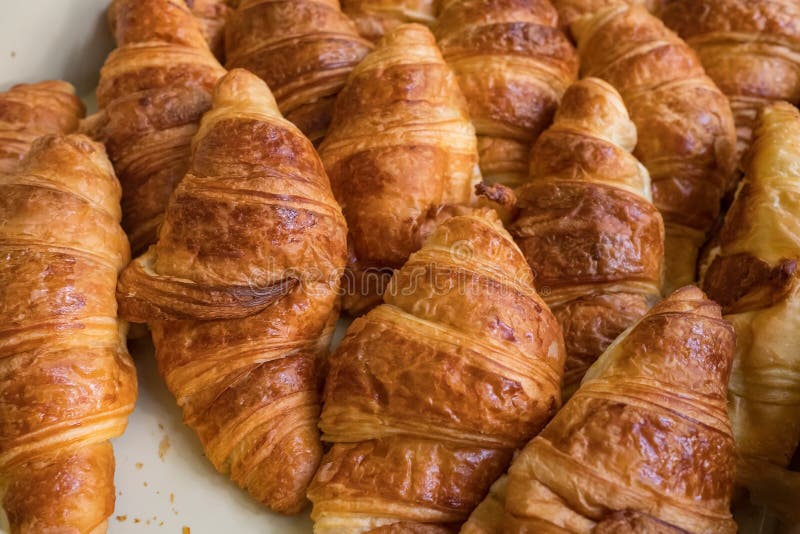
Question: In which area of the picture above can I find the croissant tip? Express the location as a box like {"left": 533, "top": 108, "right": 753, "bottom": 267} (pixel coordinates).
{"left": 667, "top": 285, "right": 706, "bottom": 298}
{"left": 381, "top": 22, "right": 437, "bottom": 46}
{"left": 211, "top": 68, "right": 280, "bottom": 114}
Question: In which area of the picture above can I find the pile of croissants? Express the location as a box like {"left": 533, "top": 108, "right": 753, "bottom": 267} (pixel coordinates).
{"left": 0, "top": 0, "right": 798, "bottom": 532}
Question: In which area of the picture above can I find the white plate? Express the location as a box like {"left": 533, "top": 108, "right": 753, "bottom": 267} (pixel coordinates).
{"left": 0, "top": 2, "right": 318, "bottom": 532}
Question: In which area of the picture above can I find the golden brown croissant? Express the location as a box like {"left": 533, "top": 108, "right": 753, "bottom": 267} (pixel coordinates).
{"left": 82, "top": 0, "right": 225, "bottom": 255}
{"left": 225, "top": 0, "right": 372, "bottom": 143}
{"left": 571, "top": 5, "right": 737, "bottom": 294}
{"left": 702, "top": 102, "right": 800, "bottom": 523}
{"left": 187, "top": 0, "right": 230, "bottom": 61}
{"left": 307, "top": 208, "right": 566, "bottom": 533}
{"left": 0, "top": 134, "right": 136, "bottom": 533}
{"left": 0, "top": 80, "right": 85, "bottom": 173}
{"left": 661, "top": 0, "right": 800, "bottom": 163}
{"left": 342, "top": 0, "right": 439, "bottom": 41}
{"left": 434, "top": 0, "right": 579, "bottom": 187}
{"left": 116, "top": 68, "right": 348, "bottom": 513}
{"left": 506, "top": 77, "right": 664, "bottom": 395}
{"left": 500, "top": 286, "right": 737, "bottom": 533}
{"left": 320, "top": 23, "right": 481, "bottom": 315}
{"left": 551, "top": 0, "right": 660, "bottom": 31}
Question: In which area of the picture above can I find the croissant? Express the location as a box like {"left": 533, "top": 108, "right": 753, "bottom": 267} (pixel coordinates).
{"left": 0, "top": 134, "right": 136, "bottom": 533}
{"left": 661, "top": 0, "right": 800, "bottom": 163}
{"left": 224, "top": 0, "right": 372, "bottom": 144}
{"left": 116, "top": 68, "right": 348, "bottom": 513}
{"left": 307, "top": 208, "right": 566, "bottom": 533}
{"left": 571, "top": 5, "right": 737, "bottom": 294}
{"left": 702, "top": 102, "right": 800, "bottom": 523}
{"left": 494, "top": 286, "right": 736, "bottom": 533}
{"left": 187, "top": 0, "right": 230, "bottom": 61}
{"left": 0, "top": 80, "right": 85, "bottom": 172}
{"left": 82, "top": 0, "right": 225, "bottom": 254}
{"left": 434, "top": 0, "right": 579, "bottom": 187}
{"left": 503, "top": 77, "right": 664, "bottom": 396}
{"left": 461, "top": 475, "right": 509, "bottom": 534}
{"left": 551, "top": 0, "right": 660, "bottom": 31}
{"left": 320, "top": 23, "right": 481, "bottom": 315}
{"left": 342, "top": 0, "right": 438, "bottom": 41}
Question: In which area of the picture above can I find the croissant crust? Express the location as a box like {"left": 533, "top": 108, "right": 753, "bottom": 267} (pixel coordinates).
{"left": 0, "top": 81, "right": 85, "bottom": 173}
{"left": 571, "top": 5, "right": 736, "bottom": 293}
{"left": 319, "top": 23, "right": 481, "bottom": 314}
{"left": 117, "top": 69, "right": 348, "bottom": 513}
{"left": 503, "top": 286, "right": 737, "bottom": 534}
{"left": 661, "top": 0, "right": 800, "bottom": 160}
{"left": 435, "top": 0, "right": 578, "bottom": 187}
{"left": 309, "top": 209, "right": 565, "bottom": 532}
{"left": 701, "top": 102, "right": 800, "bottom": 522}
{"left": 85, "top": 0, "right": 225, "bottom": 254}
{"left": 0, "top": 134, "right": 136, "bottom": 533}
{"left": 225, "top": 0, "right": 372, "bottom": 143}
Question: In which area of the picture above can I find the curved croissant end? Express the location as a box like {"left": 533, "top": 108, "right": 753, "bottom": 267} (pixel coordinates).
{"left": 570, "top": 5, "right": 737, "bottom": 295}
{"left": 320, "top": 22, "right": 481, "bottom": 315}
{"left": 342, "top": 0, "right": 439, "bottom": 42}
{"left": 510, "top": 77, "right": 663, "bottom": 395}
{"left": 86, "top": 0, "right": 225, "bottom": 254}
{"left": 0, "top": 134, "right": 136, "bottom": 534}
{"left": 503, "top": 286, "right": 737, "bottom": 534}
{"left": 117, "top": 68, "right": 347, "bottom": 513}
{"left": 661, "top": 0, "right": 800, "bottom": 162}
{"left": 435, "top": 0, "right": 579, "bottom": 188}
{"left": 702, "top": 102, "right": 800, "bottom": 523}
{"left": 0, "top": 81, "right": 85, "bottom": 173}
{"left": 308, "top": 209, "right": 565, "bottom": 532}
{"left": 225, "top": 0, "right": 372, "bottom": 143}
{"left": 116, "top": 252, "right": 299, "bottom": 322}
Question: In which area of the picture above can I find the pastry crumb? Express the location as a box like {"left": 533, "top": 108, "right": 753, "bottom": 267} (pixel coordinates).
{"left": 183, "top": 527, "right": 190, "bottom": 534}
{"left": 158, "top": 435, "right": 171, "bottom": 460}
{"left": 135, "top": 462, "right": 143, "bottom": 469}
{"left": 116, "top": 515, "right": 127, "bottom": 522}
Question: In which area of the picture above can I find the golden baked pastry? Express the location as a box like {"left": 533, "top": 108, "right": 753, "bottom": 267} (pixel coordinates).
{"left": 0, "top": 134, "right": 136, "bottom": 534}
{"left": 662, "top": 0, "right": 800, "bottom": 163}
{"left": 501, "top": 286, "right": 737, "bottom": 533}
{"left": 508, "top": 77, "right": 664, "bottom": 396}
{"left": 551, "top": 0, "right": 661, "bottom": 32}
{"left": 342, "top": 0, "right": 438, "bottom": 41}
{"left": 225, "top": 0, "right": 372, "bottom": 143}
{"left": 702, "top": 101, "right": 800, "bottom": 523}
{"left": 435, "top": 0, "right": 579, "bottom": 187}
{"left": 187, "top": 0, "right": 230, "bottom": 61}
{"left": 461, "top": 475, "right": 509, "bottom": 534}
{"left": 82, "top": 0, "right": 225, "bottom": 254}
{"left": 116, "top": 68, "right": 348, "bottom": 513}
{"left": 308, "top": 209, "right": 566, "bottom": 533}
{"left": 319, "top": 23, "right": 481, "bottom": 315}
{"left": 572, "top": 5, "right": 737, "bottom": 294}
{"left": 0, "top": 80, "right": 84, "bottom": 172}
